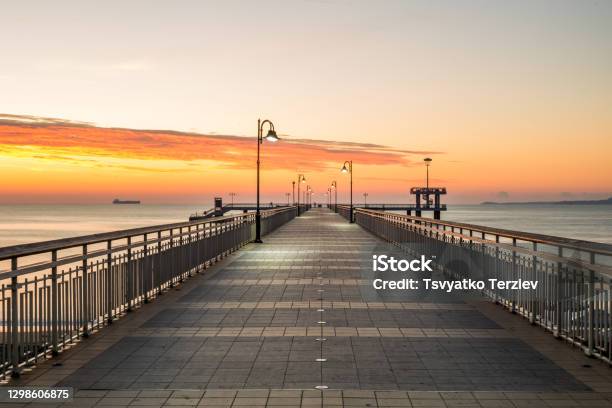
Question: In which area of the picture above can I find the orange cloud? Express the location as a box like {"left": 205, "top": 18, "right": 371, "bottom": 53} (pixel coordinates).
{"left": 0, "top": 114, "right": 441, "bottom": 171}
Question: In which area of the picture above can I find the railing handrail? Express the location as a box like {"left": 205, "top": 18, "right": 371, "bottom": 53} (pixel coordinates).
{"left": 351, "top": 207, "right": 612, "bottom": 258}
{"left": 0, "top": 206, "right": 295, "bottom": 261}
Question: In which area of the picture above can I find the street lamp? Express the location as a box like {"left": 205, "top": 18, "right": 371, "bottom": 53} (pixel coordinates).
{"left": 229, "top": 192, "right": 237, "bottom": 207}
{"left": 331, "top": 181, "right": 337, "bottom": 212}
{"left": 424, "top": 158, "right": 432, "bottom": 189}
{"left": 285, "top": 192, "right": 290, "bottom": 205}
{"left": 341, "top": 161, "right": 353, "bottom": 222}
{"left": 297, "top": 174, "right": 306, "bottom": 215}
{"left": 292, "top": 181, "right": 295, "bottom": 205}
{"left": 363, "top": 192, "right": 368, "bottom": 207}
{"left": 255, "top": 118, "right": 279, "bottom": 243}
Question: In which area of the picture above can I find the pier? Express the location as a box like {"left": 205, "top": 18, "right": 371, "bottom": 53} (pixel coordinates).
{"left": 189, "top": 193, "right": 448, "bottom": 222}
{"left": 1, "top": 207, "right": 612, "bottom": 407}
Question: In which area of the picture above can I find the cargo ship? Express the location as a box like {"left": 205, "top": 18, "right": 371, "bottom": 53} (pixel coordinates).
{"left": 112, "top": 198, "right": 141, "bottom": 204}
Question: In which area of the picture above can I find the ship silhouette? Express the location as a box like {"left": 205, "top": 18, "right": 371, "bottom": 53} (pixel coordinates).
{"left": 112, "top": 198, "right": 141, "bottom": 204}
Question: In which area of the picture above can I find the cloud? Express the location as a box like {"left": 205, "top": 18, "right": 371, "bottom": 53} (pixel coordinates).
{"left": 0, "top": 114, "right": 443, "bottom": 171}
{"left": 0, "top": 113, "right": 93, "bottom": 127}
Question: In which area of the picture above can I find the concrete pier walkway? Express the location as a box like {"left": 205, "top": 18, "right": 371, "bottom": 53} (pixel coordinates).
{"left": 9, "top": 209, "right": 612, "bottom": 407}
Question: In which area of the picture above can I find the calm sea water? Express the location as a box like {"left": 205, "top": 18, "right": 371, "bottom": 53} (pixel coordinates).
{"left": 0, "top": 204, "right": 610, "bottom": 248}
{"left": 0, "top": 205, "right": 200, "bottom": 248}
{"left": 402, "top": 204, "right": 612, "bottom": 244}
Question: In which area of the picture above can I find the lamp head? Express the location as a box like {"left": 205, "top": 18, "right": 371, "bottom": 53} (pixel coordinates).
{"left": 341, "top": 164, "right": 348, "bottom": 173}
{"left": 424, "top": 157, "right": 432, "bottom": 164}
{"left": 265, "top": 129, "right": 279, "bottom": 142}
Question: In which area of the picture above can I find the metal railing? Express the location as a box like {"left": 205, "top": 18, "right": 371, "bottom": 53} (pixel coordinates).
{"left": 0, "top": 206, "right": 299, "bottom": 378}
{"left": 337, "top": 204, "right": 352, "bottom": 221}
{"left": 297, "top": 204, "right": 310, "bottom": 216}
{"left": 351, "top": 208, "right": 612, "bottom": 364}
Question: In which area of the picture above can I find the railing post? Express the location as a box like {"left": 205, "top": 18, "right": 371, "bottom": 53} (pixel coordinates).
{"left": 106, "top": 240, "right": 113, "bottom": 324}
{"left": 530, "top": 242, "right": 537, "bottom": 324}
{"left": 555, "top": 246, "right": 563, "bottom": 338}
{"left": 157, "top": 231, "right": 163, "bottom": 295}
{"left": 143, "top": 234, "right": 149, "bottom": 304}
{"left": 169, "top": 229, "right": 175, "bottom": 288}
{"left": 51, "top": 249, "right": 59, "bottom": 355}
{"left": 82, "top": 245, "right": 89, "bottom": 337}
{"left": 179, "top": 227, "right": 184, "bottom": 282}
{"left": 480, "top": 232, "right": 486, "bottom": 297}
{"left": 585, "top": 252, "right": 595, "bottom": 357}
{"left": 195, "top": 225, "right": 200, "bottom": 273}
{"left": 10, "top": 257, "right": 20, "bottom": 377}
{"left": 511, "top": 238, "right": 517, "bottom": 314}
{"left": 126, "top": 236, "right": 133, "bottom": 312}
{"left": 188, "top": 226, "right": 193, "bottom": 277}
{"left": 494, "top": 235, "right": 500, "bottom": 304}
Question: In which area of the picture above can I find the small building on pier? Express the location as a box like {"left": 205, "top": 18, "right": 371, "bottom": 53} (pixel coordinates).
{"left": 409, "top": 186, "right": 447, "bottom": 219}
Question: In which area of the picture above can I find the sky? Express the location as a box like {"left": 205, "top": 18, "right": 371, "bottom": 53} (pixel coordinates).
{"left": 1, "top": 0, "right": 611, "bottom": 204}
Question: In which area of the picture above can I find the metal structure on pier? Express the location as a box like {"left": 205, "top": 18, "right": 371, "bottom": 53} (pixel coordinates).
{"left": 410, "top": 186, "right": 447, "bottom": 219}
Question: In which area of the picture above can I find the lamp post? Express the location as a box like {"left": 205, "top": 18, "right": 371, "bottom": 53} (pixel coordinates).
{"left": 363, "top": 192, "right": 368, "bottom": 208}
{"left": 424, "top": 157, "right": 432, "bottom": 208}
{"left": 327, "top": 188, "right": 331, "bottom": 208}
{"left": 341, "top": 161, "right": 353, "bottom": 222}
{"left": 229, "top": 192, "right": 237, "bottom": 207}
{"left": 255, "top": 118, "right": 279, "bottom": 243}
{"left": 297, "top": 174, "right": 306, "bottom": 215}
{"left": 292, "top": 181, "right": 295, "bottom": 205}
{"left": 424, "top": 158, "right": 432, "bottom": 189}
{"left": 285, "top": 193, "right": 290, "bottom": 205}
{"left": 331, "top": 181, "right": 337, "bottom": 212}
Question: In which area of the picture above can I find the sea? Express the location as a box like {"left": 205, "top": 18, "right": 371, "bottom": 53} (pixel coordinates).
{"left": 0, "top": 204, "right": 610, "bottom": 249}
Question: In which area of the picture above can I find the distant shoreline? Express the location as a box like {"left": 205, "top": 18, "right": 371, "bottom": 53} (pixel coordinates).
{"left": 481, "top": 197, "right": 612, "bottom": 206}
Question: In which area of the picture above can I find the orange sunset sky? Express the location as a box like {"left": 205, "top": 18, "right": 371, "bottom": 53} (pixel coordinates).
{"left": 1, "top": 1, "right": 611, "bottom": 204}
